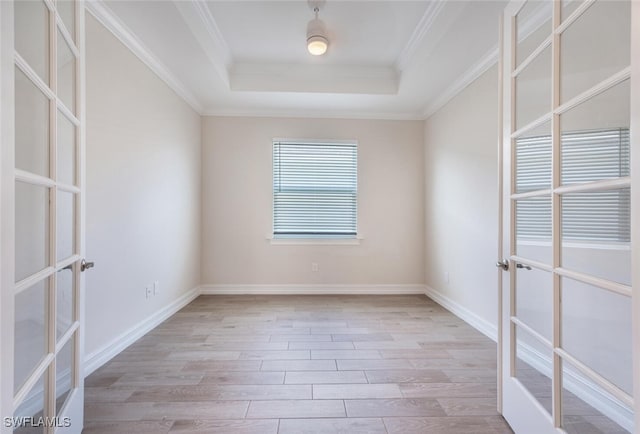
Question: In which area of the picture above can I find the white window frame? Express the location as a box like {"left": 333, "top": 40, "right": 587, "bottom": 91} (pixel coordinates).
{"left": 269, "top": 138, "right": 360, "bottom": 246}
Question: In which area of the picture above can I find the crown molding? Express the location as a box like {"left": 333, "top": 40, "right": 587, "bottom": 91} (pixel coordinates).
{"left": 422, "top": 45, "right": 499, "bottom": 119}
{"left": 86, "top": 0, "right": 204, "bottom": 114}
{"left": 422, "top": 2, "right": 551, "bottom": 119}
{"left": 84, "top": 0, "right": 513, "bottom": 123}
{"left": 517, "top": 1, "right": 552, "bottom": 43}
{"left": 173, "top": 0, "right": 232, "bottom": 86}
{"left": 395, "top": 0, "right": 446, "bottom": 71}
{"left": 202, "top": 108, "right": 424, "bottom": 122}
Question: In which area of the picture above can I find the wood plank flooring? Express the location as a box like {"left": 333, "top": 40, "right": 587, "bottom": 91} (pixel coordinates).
{"left": 83, "top": 295, "right": 513, "bottom": 433}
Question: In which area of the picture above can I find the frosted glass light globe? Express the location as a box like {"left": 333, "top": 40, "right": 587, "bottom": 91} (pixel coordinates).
{"left": 307, "top": 17, "right": 329, "bottom": 56}
{"left": 307, "top": 36, "right": 328, "bottom": 55}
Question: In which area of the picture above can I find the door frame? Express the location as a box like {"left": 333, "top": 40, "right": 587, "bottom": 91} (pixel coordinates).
{"left": 501, "top": 1, "right": 556, "bottom": 431}
{"left": 0, "top": 0, "right": 17, "bottom": 432}
{"left": 499, "top": 0, "right": 640, "bottom": 432}
{"left": 631, "top": 1, "right": 640, "bottom": 432}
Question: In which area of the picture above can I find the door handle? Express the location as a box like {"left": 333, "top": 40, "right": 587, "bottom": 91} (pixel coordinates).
{"left": 81, "top": 259, "right": 95, "bottom": 272}
{"left": 516, "top": 263, "right": 532, "bottom": 270}
{"left": 496, "top": 259, "right": 509, "bottom": 271}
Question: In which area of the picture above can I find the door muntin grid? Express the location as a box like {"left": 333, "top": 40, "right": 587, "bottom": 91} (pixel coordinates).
{"left": 505, "top": 0, "right": 634, "bottom": 432}
{"left": 13, "top": 0, "right": 82, "bottom": 429}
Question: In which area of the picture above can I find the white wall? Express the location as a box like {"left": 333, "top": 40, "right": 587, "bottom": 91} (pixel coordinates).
{"left": 201, "top": 116, "right": 425, "bottom": 288}
{"left": 423, "top": 65, "right": 500, "bottom": 330}
{"left": 85, "top": 14, "right": 201, "bottom": 357}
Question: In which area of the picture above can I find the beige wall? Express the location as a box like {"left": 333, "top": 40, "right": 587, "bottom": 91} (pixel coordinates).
{"left": 85, "top": 14, "right": 201, "bottom": 356}
{"left": 424, "top": 65, "right": 499, "bottom": 328}
{"left": 201, "top": 116, "right": 425, "bottom": 286}
{"left": 423, "top": 42, "right": 633, "bottom": 406}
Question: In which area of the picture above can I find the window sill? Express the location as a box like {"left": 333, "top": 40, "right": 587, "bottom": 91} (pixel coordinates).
{"left": 267, "top": 236, "right": 362, "bottom": 246}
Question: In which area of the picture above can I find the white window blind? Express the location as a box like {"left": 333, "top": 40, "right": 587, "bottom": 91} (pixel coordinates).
{"left": 273, "top": 141, "right": 357, "bottom": 237}
{"left": 516, "top": 128, "right": 630, "bottom": 242}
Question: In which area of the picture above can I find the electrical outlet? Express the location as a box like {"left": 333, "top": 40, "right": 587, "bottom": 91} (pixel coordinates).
{"left": 153, "top": 281, "right": 159, "bottom": 295}
{"left": 145, "top": 286, "right": 152, "bottom": 299}
{"left": 311, "top": 262, "right": 319, "bottom": 272}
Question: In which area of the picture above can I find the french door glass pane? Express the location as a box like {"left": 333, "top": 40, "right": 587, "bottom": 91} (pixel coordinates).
{"left": 57, "top": 111, "right": 76, "bottom": 186}
{"left": 515, "top": 195, "right": 552, "bottom": 264}
{"left": 515, "top": 45, "right": 551, "bottom": 130}
{"left": 561, "top": 0, "right": 582, "bottom": 22}
{"left": 56, "top": 266, "right": 74, "bottom": 340}
{"left": 57, "top": 30, "right": 76, "bottom": 114}
{"left": 13, "top": 372, "right": 46, "bottom": 434}
{"left": 515, "top": 0, "right": 552, "bottom": 68}
{"left": 15, "top": 67, "right": 50, "bottom": 178}
{"left": 515, "top": 120, "right": 552, "bottom": 193}
{"left": 561, "top": 188, "right": 630, "bottom": 285}
{"left": 514, "top": 324, "right": 552, "bottom": 415}
{"left": 57, "top": 0, "right": 76, "bottom": 41}
{"left": 560, "top": 80, "right": 630, "bottom": 186}
{"left": 561, "top": 277, "right": 632, "bottom": 395}
{"left": 56, "top": 336, "right": 74, "bottom": 415}
{"left": 560, "top": 0, "right": 630, "bottom": 103}
{"left": 561, "top": 358, "right": 633, "bottom": 433}
{"left": 57, "top": 191, "right": 75, "bottom": 261}
{"left": 14, "top": 0, "right": 49, "bottom": 84}
{"left": 14, "top": 280, "right": 47, "bottom": 394}
{"left": 15, "top": 182, "right": 49, "bottom": 282}
{"left": 515, "top": 266, "right": 552, "bottom": 341}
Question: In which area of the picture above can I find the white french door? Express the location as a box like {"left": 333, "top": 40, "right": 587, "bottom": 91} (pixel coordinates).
{"left": 1, "top": 1, "right": 86, "bottom": 433}
{"left": 500, "top": 0, "right": 639, "bottom": 433}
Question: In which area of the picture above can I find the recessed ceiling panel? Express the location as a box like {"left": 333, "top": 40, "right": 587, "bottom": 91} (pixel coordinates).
{"left": 207, "top": 1, "right": 430, "bottom": 66}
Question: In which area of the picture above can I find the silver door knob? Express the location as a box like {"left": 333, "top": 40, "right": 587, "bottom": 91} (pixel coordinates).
{"left": 81, "top": 259, "right": 95, "bottom": 272}
{"left": 496, "top": 259, "right": 509, "bottom": 271}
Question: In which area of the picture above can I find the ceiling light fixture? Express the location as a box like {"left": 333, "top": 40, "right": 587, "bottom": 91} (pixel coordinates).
{"left": 307, "top": 5, "right": 329, "bottom": 56}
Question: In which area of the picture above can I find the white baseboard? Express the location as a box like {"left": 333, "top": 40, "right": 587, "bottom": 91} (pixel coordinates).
{"left": 80, "top": 281, "right": 630, "bottom": 431}
{"left": 424, "top": 285, "right": 497, "bottom": 341}
{"left": 83, "top": 286, "right": 200, "bottom": 377}
{"left": 518, "top": 342, "right": 633, "bottom": 432}
{"left": 83, "top": 284, "right": 424, "bottom": 377}
{"left": 200, "top": 284, "right": 428, "bottom": 295}
{"left": 423, "top": 285, "right": 631, "bottom": 431}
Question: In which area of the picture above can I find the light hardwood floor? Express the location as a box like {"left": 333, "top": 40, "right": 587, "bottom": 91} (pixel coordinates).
{"left": 83, "top": 295, "right": 513, "bottom": 433}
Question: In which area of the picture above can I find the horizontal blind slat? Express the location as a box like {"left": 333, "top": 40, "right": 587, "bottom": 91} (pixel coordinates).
{"left": 515, "top": 128, "right": 629, "bottom": 242}
{"left": 274, "top": 141, "right": 357, "bottom": 236}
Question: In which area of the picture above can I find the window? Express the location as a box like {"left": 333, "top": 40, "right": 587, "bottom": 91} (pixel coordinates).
{"left": 272, "top": 140, "right": 357, "bottom": 238}
{"left": 516, "top": 128, "right": 630, "bottom": 242}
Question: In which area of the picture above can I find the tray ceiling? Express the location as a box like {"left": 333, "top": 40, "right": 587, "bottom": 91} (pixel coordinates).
{"left": 90, "top": 0, "right": 508, "bottom": 119}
